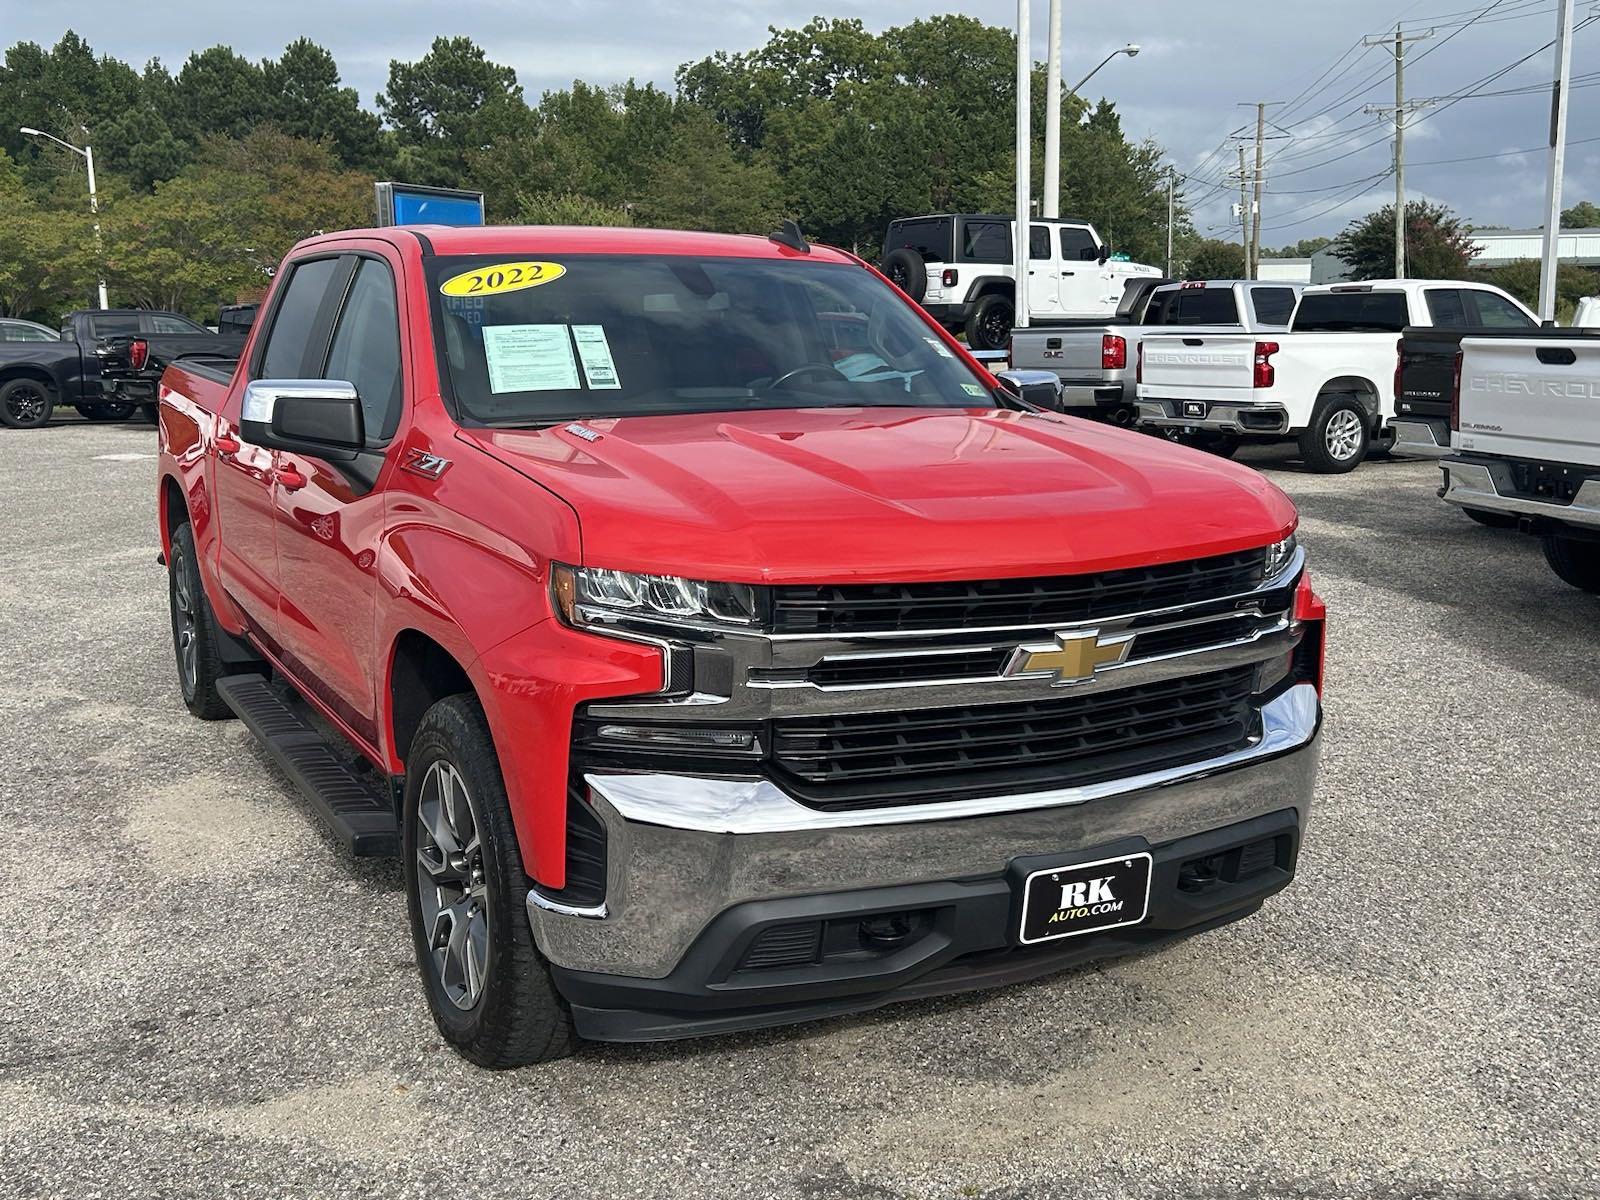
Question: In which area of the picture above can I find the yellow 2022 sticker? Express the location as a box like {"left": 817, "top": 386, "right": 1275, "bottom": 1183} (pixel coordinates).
{"left": 439, "top": 261, "right": 566, "bottom": 298}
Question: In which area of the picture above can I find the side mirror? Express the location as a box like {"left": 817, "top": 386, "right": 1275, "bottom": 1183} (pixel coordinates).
{"left": 1098, "top": 245, "right": 1111, "bottom": 264}
{"left": 994, "top": 369, "right": 1061, "bottom": 411}
{"left": 241, "top": 379, "right": 364, "bottom": 460}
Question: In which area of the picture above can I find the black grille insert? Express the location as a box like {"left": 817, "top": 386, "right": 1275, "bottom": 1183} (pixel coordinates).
{"left": 770, "top": 549, "right": 1268, "bottom": 634}
{"left": 772, "top": 665, "right": 1258, "bottom": 806}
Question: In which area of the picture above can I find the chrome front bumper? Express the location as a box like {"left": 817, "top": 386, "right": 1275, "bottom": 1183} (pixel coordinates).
{"left": 1137, "top": 400, "right": 1291, "bottom": 435}
{"left": 1390, "top": 419, "right": 1450, "bottom": 459}
{"left": 527, "top": 684, "right": 1321, "bottom": 979}
{"left": 1440, "top": 458, "right": 1600, "bottom": 528}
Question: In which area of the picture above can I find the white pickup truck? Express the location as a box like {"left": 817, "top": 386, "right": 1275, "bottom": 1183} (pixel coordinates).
{"left": 1439, "top": 329, "right": 1600, "bottom": 591}
{"left": 1136, "top": 279, "right": 1538, "bottom": 473}
{"left": 1007, "top": 279, "right": 1299, "bottom": 424}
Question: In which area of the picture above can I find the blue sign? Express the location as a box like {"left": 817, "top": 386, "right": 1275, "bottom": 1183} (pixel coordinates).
{"left": 375, "top": 182, "right": 485, "bottom": 228}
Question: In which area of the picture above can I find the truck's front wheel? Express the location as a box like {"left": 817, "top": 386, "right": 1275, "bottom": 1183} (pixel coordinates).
{"left": 0, "top": 379, "right": 54, "bottom": 429}
{"left": 965, "top": 294, "right": 1015, "bottom": 351}
{"left": 1297, "top": 394, "right": 1368, "bottom": 474}
{"left": 404, "top": 695, "right": 575, "bottom": 1067}
{"left": 1541, "top": 534, "right": 1600, "bottom": 593}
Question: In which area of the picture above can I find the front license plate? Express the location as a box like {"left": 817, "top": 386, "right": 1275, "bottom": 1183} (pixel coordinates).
{"left": 1018, "top": 852, "right": 1153, "bottom": 945}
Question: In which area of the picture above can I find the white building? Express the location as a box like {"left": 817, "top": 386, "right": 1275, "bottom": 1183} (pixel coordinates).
{"left": 1257, "top": 258, "right": 1312, "bottom": 284}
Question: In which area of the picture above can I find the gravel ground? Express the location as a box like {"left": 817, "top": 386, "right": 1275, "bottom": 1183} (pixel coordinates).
{"left": 0, "top": 418, "right": 1596, "bottom": 1200}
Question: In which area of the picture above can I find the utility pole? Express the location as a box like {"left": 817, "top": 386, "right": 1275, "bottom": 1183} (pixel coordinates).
{"left": 1014, "top": 0, "right": 1032, "bottom": 328}
{"left": 1237, "top": 146, "right": 1251, "bottom": 279}
{"left": 1043, "top": 0, "right": 1062, "bottom": 219}
{"left": 1166, "top": 166, "right": 1175, "bottom": 278}
{"left": 1538, "top": 0, "right": 1576, "bottom": 323}
{"left": 1250, "top": 102, "right": 1267, "bottom": 279}
{"left": 1363, "top": 25, "right": 1435, "bottom": 278}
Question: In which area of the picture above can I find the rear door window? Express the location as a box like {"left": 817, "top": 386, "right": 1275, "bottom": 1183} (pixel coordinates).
{"left": 1250, "top": 287, "right": 1297, "bottom": 325}
{"left": 1059, "top": 225, "right": 1100, "bottom": 262}
{"left": 1291, "top": 290, "right": 1410, "bottom": 333}
{"left": 149, "top": 313, "right": 206, "bottom": 334}
{"left": 90, "top": 313, "right": 141, "bottom": 337}
{"left": 961, "top": 219, "right": 1012, "bottom": 264}
{"left": 1029, "top": 225, "right": 1052, "bottom": 260}
{"left": 1468, "top": 290, "right": 1536, "bottom": 329}
{"left": 322, "top": 258, "right": 404, "bottom": 442}
{"left": 1424, "top": 288, "right": 1470, "bottom": 327}
{"left": 258, "top": 257, "right": 344, "bottom": 378}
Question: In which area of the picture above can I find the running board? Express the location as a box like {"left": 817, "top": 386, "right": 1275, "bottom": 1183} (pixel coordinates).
{"left": 216, "top": 674, "right": 399, "bottom": 857}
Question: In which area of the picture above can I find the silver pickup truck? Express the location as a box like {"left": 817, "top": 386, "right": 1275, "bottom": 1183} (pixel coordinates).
{"left": 1439, "top": 328, "right": 1600, "bottom": 590}
{"left": 1008, "top": 279, "right": 1300, "bottom": 424}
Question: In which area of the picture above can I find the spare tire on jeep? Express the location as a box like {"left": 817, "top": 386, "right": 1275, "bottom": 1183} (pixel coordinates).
{"left": 880, "top": 248, "right": 927, "bottom": 302}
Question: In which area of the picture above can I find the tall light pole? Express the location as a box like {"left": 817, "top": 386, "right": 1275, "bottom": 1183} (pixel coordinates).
{"left": 1014, "top": 0, "right": 1032, "bottom": 329}
{"left": 1538, "top": 0, "right": 1577, "bottom": 323}
{"left": 21, "top": 125, "right": 109, "bottom": 309}
{"left": 1042, "top": 0, "right": 1063, "bottom": 219}
{"left": 1069, "top": 43, "right": 1140, "bottom": 98}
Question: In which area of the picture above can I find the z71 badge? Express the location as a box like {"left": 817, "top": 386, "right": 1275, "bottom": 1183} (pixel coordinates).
{"left": 402, "top": 449, "right": 452, "bottom": 480}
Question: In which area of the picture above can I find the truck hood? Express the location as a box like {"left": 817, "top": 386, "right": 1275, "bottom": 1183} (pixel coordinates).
{"left": 458, "top": 408, "right": 1296, "bottom": 583}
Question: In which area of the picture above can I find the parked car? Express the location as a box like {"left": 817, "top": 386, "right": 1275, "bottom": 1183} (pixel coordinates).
{"left": 880, "top": 213, "right": 1162, "bottom": 350}
{"left": 1438, "top": 328, "right": 1600, "bottom": 587}
{"left": 0, "top": 317, "right": 63, "bottom": 343}
{"left": 0, "top": 308, "right": 233, "bottom": 429}
{"left": 156, "top": 222, "right": 1324, "bottom": 1066}
{"left": 1135, "top": 279, "right": 1537, "bottom": 473}
{"left": 1009, "top": 279, "right": 1299, "bottom": 429}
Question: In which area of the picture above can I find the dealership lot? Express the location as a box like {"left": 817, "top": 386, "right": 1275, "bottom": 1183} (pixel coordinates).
{"left": 1, "top": 419, "right": 1596, "bottom": 1199}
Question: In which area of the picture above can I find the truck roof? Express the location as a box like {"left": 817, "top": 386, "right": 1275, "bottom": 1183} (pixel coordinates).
{"left": 889, "top": 213, "right": 1094, "bottom": 226}
{"left": 295, "top": 224, "right": 861, "bottom": 265}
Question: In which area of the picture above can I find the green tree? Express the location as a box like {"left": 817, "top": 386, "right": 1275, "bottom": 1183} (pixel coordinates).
{"left": 0, "top": 150, "right": 94, "bottom": 317}
{"left": 263, "top": 39, "right": 383, "bottom": 169}
{"left": 1561, "top": 200, "right": 1600, "bottom": 229}
{"left": 1335, "top": 201, "right": 1479, "bottom": 280}
{"left": 1483, "top": 259, "right": 1597, "bottom": 319}
{"left": 1183, "top": 239, "right": 1245, "bottom": 280}
{"left": 379, "top": 36, "right": 527, "bottom": 184}
{"left": 168, "top": 46, "right": 269, "bottom": 143}
{"left": 1261, "top": 236, "right": 1331, "bottom": 259}
{"left": 633, "top": 107, "right": 783, "bottom": 233}
{"left": 513, "top": 191, "right": 632, "bottom": 226}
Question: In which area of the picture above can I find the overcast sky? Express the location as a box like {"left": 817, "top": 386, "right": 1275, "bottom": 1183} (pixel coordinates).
{"left": 9, "top": 0, "right": 1596, "bottom": 245}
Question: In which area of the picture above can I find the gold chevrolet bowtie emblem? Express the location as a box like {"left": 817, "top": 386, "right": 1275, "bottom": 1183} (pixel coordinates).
{"left": 1003, "top": 628, "right": 1134, "bottom": 685}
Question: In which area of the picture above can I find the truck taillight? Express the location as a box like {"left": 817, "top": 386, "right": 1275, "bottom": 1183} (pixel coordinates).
{"left": 1449, "top": 349, "right": 1463, "bottom": 431}
{"left": 1136, "top": 340, "right": 1145, "bottom": 384}
{"left": 128, "top": 339, "right": 149, "bottom": 371}
{"left": 941, "top": 268, "right": 958, "bottom": 288}
{"left": 1393, "top": 337, "right": 1404, "bottom": 406}
{"left": 1101, "top": 333, "right": 1127, "bottom": 371}
{"left": 1253, "top": 341, "right": 1279, "bottom": 389}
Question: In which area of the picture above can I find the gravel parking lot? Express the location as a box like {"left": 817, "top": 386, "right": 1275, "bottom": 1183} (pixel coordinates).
{"left": 1, "top": 417, "right": 1596, "bottom": 1200}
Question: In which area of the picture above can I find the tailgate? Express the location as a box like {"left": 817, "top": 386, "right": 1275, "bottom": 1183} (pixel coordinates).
{"left": 1457, "top": 337, "right": 1600, "bottom": 468}
{"left": 1010, "top": 327, "right": 1113, "bottom": 377}
{"left": 1138, "top": 333, "right": 1258, "bottom": 399}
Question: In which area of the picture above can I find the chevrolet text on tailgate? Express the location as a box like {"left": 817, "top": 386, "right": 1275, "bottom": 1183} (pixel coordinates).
{"left": 156, "top": 223, "right": 1325, "bottom": 1066}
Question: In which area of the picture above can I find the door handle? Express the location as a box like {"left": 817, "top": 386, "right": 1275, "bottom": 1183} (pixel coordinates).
{"left": 215, "top": 432, "right": 239, "bottom": 456}
{"left": 1061, "top": 271, "right": 1076, "bottom": 277}
{"left": 273, "top": 463, "right": 308, "bottom": 492}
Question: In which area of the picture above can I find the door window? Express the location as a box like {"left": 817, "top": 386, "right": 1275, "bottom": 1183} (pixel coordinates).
{"left": 1424, "top": 288, "right": 1470, "bottom": 326}
{"left": 1029, "top": 225, "right": 1052, "bottom": 259}
{"left": 90, "top": 313, "right": 141, "bottom": 337}
{"left": 322, "top": 258, "right": 404, "bottom": 442}
{"left": 149, "top": 313, "right": 207, "bottom": 334}
{"left": 961, "top": 220, "right": 1012, "bottom": 264}
{"left": 259, "top": 257, "right": 342, "bottom": 378}
{"left": 1059, "top": 226, "right": 1100, "bottom": 262}
{"left": 1469, "top": 290, "right": 1536, "bottom": 328}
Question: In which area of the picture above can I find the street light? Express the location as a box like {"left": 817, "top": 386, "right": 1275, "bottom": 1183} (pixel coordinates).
{"left": 1069, "top": 43, "right": 1140, "bottom": 98}
{"left": 20, "top": 125, "right": 109, "bottom": 309}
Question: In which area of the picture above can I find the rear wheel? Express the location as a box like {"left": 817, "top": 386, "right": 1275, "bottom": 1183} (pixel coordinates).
{"left": 168, "top": 522, "right": 235, "bottom": 720}
{"left": 1541, "top": 534, "right": 1600, "bottom": 593}
{"left": 75, "top": 400, "right": 137, "bottom": 421}
{"left": 405, "top": 695, "right": 575, "bottom": 1067}
{"left": 965, "top": 293, "right": 1015, "bottom": 351}
{"left": 0, "top": 378, "right": 54, "bottom": 429}
{"left": 1297, "top": 394, "right": 1369, "bottom": 474}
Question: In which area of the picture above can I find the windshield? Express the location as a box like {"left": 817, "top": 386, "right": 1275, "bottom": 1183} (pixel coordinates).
{"left": 427, "top": 254, "right": 996, "bottom": 425}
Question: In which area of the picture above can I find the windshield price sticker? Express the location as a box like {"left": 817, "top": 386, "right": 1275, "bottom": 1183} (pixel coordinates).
{"left": 572, "top": 325, "right": 621, "bottom": 390}
{"left": 440, "top": 261, "right": 567, "bottom": 298}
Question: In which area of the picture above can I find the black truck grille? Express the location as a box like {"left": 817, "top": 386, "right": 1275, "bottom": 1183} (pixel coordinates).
{"left": 770, "top": 550, "right": 1268, "bottom": 634}
{"left": 772, "top": 664, "right": 1258, "bottom": 805}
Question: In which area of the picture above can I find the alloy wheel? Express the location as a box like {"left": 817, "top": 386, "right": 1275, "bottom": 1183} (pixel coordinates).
{"left": 171, "top": 552, "right": 199, "bottom": 695}
{"left": 980, "top": 306, "right": 1013, "bottom": 350}
{"left": 1325, "top": 409, "right": 1363, "bottom": 461}
{"left": 415, "top": 760, "right": 490, "bottom": 1011}
{"left": 5, "top": 384, "right": 47, "bottom": 424}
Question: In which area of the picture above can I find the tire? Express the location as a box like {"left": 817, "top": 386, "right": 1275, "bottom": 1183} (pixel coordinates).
{"left": 1297, "top": 394, "right": 1369, "bottom": 474}
{"left": 1463, "top": 507, "right": 1517, "bottom": 530}
{"left": 168, "top": 522, "right": 235, "bottom": 720}
{"left": 965, "top": 293, "right": 1016, "bottom": 351}
{"left": 404, "top": 695, "right": 575, "bottom": 1067}
{"left": 1541, "top": 534, "right": 1600, "bottom": 593}
{"left": 138, "top": 403, "right": 158, "bottom": 425}
{"left": 1367, "top": 428, "right": 1398, "bottom": 459}
{"left": 1185, "top": 432, "right": 1242, "bottom": 458}
{"left": 75, "top": 400, "right": 137, "bottom": 422}
{"left": 0, "top": 378, "right": 55, "bottom": 429}
{"left": 880, "top": 248, "right": 927, "bottom": 302}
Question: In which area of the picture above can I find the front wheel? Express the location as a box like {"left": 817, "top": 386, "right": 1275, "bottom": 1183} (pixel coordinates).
{"left": 964, "top": 294, "right": 1015, "bottom": 351}
{"left": 0, "top": 378, "right": 54, "bottom": 429}
{"left": 405, "top": 695, "right": 575, "bottom": 1067}
{"left": 1297, "top": 395, "right": 1369, "bottom": 474}
{"left": 1542, "top": 534, "right": 1600, "bottom": 593}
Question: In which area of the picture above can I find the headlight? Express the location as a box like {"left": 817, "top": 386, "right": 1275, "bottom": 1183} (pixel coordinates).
{"left": 1263, "top": 532, "right": 1298, "bottom": 582}
{"left": 553, "top": 564, "right": 760, "bottom": 628}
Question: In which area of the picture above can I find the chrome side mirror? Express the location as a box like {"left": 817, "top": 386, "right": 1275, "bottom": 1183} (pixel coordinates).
{"left": 241, "top": 379, "right": 364, "bottom": 460}
{"left": 994, "top": 369, "right": 1062, "bottom": 411}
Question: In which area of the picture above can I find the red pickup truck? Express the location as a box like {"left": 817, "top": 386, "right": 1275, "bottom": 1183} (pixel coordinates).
{"left": 156, "top": 223, "right": 1325, "bottom": 1066}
